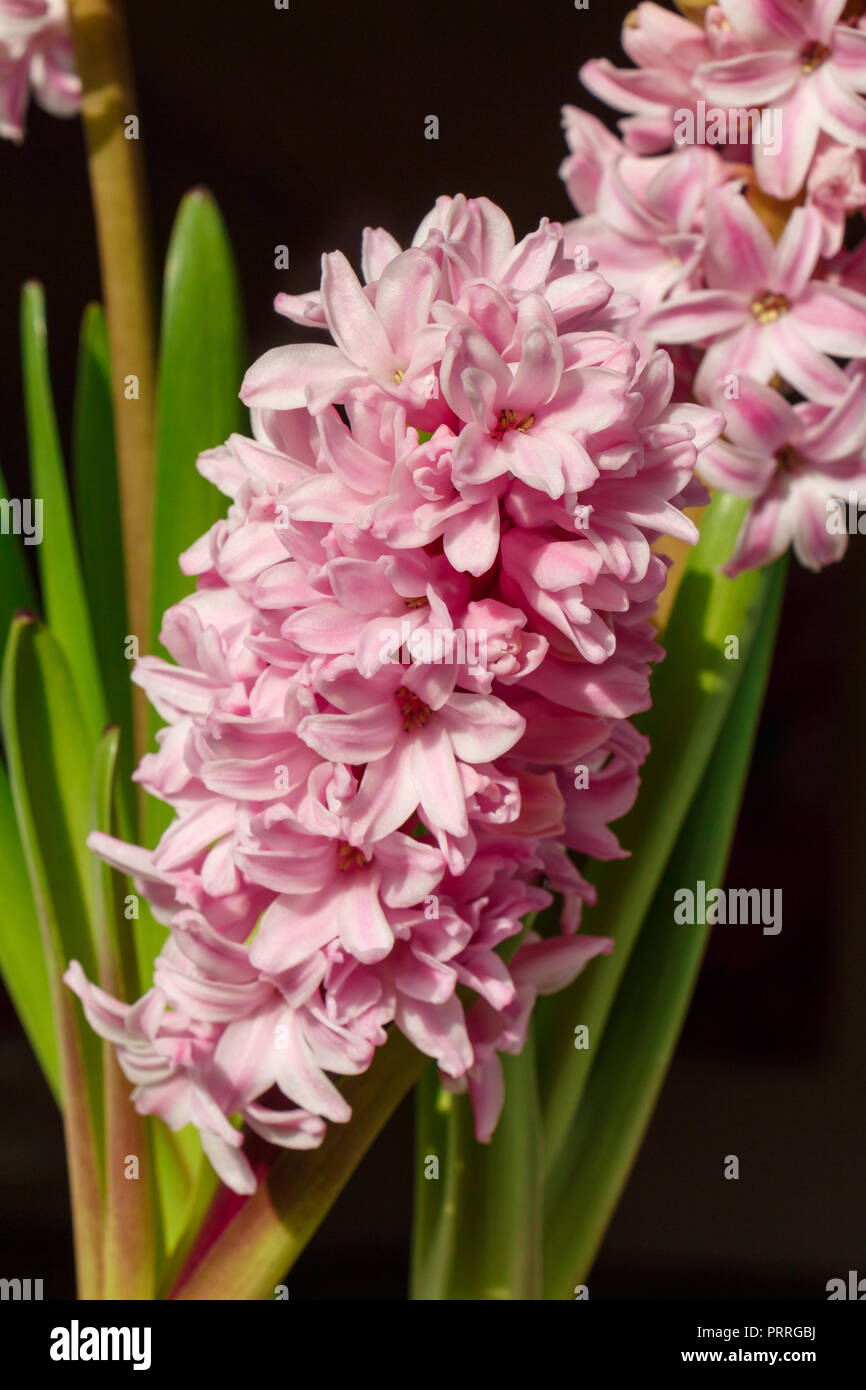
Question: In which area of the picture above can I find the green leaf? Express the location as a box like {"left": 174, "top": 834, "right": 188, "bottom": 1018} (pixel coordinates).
{"left": 535, "top": 492, "right": 779, "bottom": 1178}
{"left": 156, "top": 1150, "right": 220, "bottom": 1298}
{"left": 411, "top": 1042, "right": 542, "bottom": 1300}
{"left": 1, "top": 616, "right": 101, "bottom": 1010}
{"left": 72, "top": 305, "right": 134, "bottom": 815}
{"left": 19, "top": 284, "right": 106, "bottom": 745}
{"left": 143, "top": 189, "right": 247, "bottom": 984}
{"left": 1, "top": 615, "right": 104, "bottom": 1295}
{"left": 541, "top": 556, "right": 787, "bottom": 1297}
{"left": 151, "top": 1120, "right": 203, "bottom": 1262}
{"left": 131, "top": 192, "right": 247, "bottom": 1245}
{"left": 0, "top": 760, "right": 58, "bottom": 1100}
{"left": 150, "top": 188, "right": 246, "bottom": 654}
{"left": 410, "top": 1067, "right": 455, "bottom": 1300}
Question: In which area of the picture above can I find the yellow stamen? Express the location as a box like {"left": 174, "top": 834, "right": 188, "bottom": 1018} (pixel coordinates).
{"left": 492, "top": 408, "right": 535, "bottom": 441}
{"left": 750, "top": 291, "right": 790, "bottom": 325}
{"left": 800, "top": 41, "right": 831, "bottom": 74}
{"left": 395, "top": 685, "right": 431, "bottom": 732}
{"left": 337, "top": 842, "right": 369, "bottom": 872}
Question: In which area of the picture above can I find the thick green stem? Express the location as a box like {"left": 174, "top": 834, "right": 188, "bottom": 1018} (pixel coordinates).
{"left": 66, "top": 0, "right": 156, "bottom": 768}
{"left": 411, "top": 1042, "right": 543, "bottom": 1300}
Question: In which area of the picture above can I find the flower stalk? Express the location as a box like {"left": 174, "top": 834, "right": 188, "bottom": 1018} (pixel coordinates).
{"left": 66, "top": 0, "right": 156, "bottom": 766}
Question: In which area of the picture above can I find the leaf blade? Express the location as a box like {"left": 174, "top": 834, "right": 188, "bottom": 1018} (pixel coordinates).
{"left": 541, "top": 556, "right": 787, "bottom": 1296}
{"left": 0, "top": 759, "right": 59, "bottom": 1099}
{"left": 535, "top": 493, "right": 778, "bottom": 1175}
{"left": 150, "top": 188, "right": 246, "bottom": 652}
{"left": 20, "top": 284, "right": 106, "bottom": 744}
{"left": 1, "top": 615, "right": 105, "bottom": 1295}
{"left": 72, "top": 304, "right": 135, "bottom": 814}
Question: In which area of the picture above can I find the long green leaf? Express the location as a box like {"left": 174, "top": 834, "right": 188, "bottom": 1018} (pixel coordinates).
{"left": 1, "top": 615, "right": 104, "bottom": 1295}
{"left": 72, "top": 304, "right": 135, "bottom": 818}
{"left": 141, "top": 188, "right": 247, "bottom": 1000}
{"left": 139, "top": 191, "right": 247, "bottom": 1246}
{"left": 542, "top": 556, "right": 787, "bottom": 1296}
{"left": 535, "top": 492, "right": 777, "bottom": 1176}
{"left": 156, "top": 1152, "right": 220, "bottom": 1299}
{"left": 150, "top": 188, "right": 246, "bottom": 654}
{"left": 151, "top": 1121, "right": 202, "bottom": 1262}
{"left": 411, "top": 1042, "right": 542, "bottom": 1300}
{"left": 0, "top": 760, "right": 58, "bottom": 1099}
{"left": 20, "top": 284, "right": 106, "bottom": 744}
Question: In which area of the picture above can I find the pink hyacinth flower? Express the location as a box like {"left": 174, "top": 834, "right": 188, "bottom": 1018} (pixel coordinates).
{"left": 62, "top": 194, "right": 722, "bottom": 1191}
{"left": 698, "top": 0, "right": 866, "bottom": 198}
{"left": 645, "top": 185, "right": 866, "bottom": 406}
{"left": 0, "top": 0, "right": 79, "bottom": 142}
{"left": 699, "top": 369, "right": 866, "bottom": 573}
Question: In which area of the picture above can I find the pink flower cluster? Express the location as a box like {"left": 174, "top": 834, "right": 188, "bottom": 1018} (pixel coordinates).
{"left": 566, "top": 0, "right": 866, "bottom": 574}
{"left": 583, "top": 0, "right": 866, "bottom": 202}
{"left": 66, "top": 195, "right": 719, "bottom": 1194}
{"left": 0, "top": 0, "right": 79, "bottom": 143}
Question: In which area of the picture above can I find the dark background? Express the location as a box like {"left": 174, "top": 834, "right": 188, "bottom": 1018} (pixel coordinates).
{"left": 1, "top": 0, "right": 864, "bottom": 1300}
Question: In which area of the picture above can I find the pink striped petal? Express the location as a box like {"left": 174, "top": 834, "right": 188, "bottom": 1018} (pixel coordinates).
{"left": 830, "top": 27, "right": 866, "bottom": 83}
{"left": 241, "top": 342, "right": 354, "bottom": 409}
{"left": 816, "top": 63, "right": 866, "bottom": 145}
{"left": 718, "top": 0, "right": 807, "bottom": 43}
{"left": 771, "top": 206, "right": 823, "bottom": 297}
{"left": 752, "top": 84, "right": 820, "bottom": 198}
{"left": 361, "top": 225, "right": 402, "bottom": 283}
{"left": 374, "top": 249, "right": 439, "bottom": 364}
{"left": 699, "top": 49, "right": 801, "bottom": 108}
{"left": 697, "top": 441, "right": 777, "bottom": 498}
{"left": 793, "top": 283, "right": 866, "bottom": 358}
{"left": 705, "top": 188, "right": 775, "bottom": 292}
{"left": 645, "top": 290, "right": 746, "bottom": 343}
{"left": 320, "top": 250, "right": 395, "bottom": 373}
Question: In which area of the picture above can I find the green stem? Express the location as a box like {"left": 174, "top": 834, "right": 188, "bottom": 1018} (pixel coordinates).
{"left": 410, "top": 1068, "right": 458, "bottom": 1299}
{"left": 412, "top": 1040, "right": 543, "bottom": 1300}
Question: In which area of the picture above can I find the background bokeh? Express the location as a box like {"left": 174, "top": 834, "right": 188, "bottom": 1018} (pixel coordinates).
{"left": 1, "top": 0, "right": 863, "bottom": 1299}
